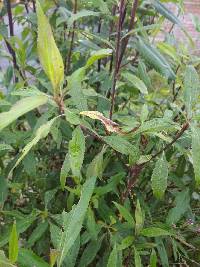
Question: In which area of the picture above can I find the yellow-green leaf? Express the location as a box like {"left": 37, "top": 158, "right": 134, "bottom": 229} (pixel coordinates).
{"left": 36, "top": 0, "right": 64, "bottom": 96}
{"left": 9, "top": 222, "right": 18, "bottom": 264}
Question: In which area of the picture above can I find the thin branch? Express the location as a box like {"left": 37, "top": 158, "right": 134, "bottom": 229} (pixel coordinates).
{"left": 65, "top": 0, "right": 77, "bottom": 75}
{"left": 122, "top": 121, "right": 190, "bottom": 202}
{"left": 109, "top": 0, "right": 126, "bottom": 119}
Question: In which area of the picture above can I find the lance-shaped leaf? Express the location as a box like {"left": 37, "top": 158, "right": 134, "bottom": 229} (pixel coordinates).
{"left": 9, "top": 222, "right": 18, "bottom": 264}
{"left": 121, "top": 72, "right": 148, "bottom": 95}
{"left": 151, "top": 153, "right": 168, "bottom": 199}
{"left": 67, "top": 10, "right": 100, "bottom": 28}
{"left": 58, "top": 176, "right": 96, "bottom": 266}
{"left": 69, "top": 126, "right": 85, "bottom": 178}
{"left": 0, "top": 95, "right": 48, "bottom": 132}
{"left": 107, "top": 244, "right": 118, "bottom": 267}
{"left": 191, "top": 125, "right": 200, "bottom": 185}
{"left": 137, "top": 38, "right": 175, "bottom": 80}
{"left": 184, "top": 65, "right": 200, "bottom": 118}
{"left": 36, "top": 0, "right": 64, "bottom": 96}
{"left": 10, "top": 117, "right": 57, "bottom": 173}
{"left": 0, "top": 250, "right": 16, "bottom": 267}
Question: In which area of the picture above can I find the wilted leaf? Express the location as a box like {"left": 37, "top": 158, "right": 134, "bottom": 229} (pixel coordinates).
{"left": 80, "top": 111, "right": 120, "bottom": 133}
{"left": 36, "top": 0, "right": 64, "bottom": 95}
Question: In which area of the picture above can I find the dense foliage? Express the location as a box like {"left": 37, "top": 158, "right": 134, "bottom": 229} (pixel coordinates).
{"left": 1, "top": 0, "right": 200, "bottom": 266}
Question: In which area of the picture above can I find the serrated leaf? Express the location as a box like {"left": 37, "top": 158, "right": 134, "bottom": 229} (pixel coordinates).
{"left": 10, "top": 117, "right": 57, "bottom": 173}
{"left": 68, "top": 68, "right": 88, "bottom": 111}
{"left": 60, "top": 153, "right": 70, "bottom": 190}
{"left": 135, "top": 199, "right": 144, "bottom": 235}
{"left": 69, "top": 126, "right": 85, "bottom": 178}
{"left": 191, "top": 125, "right": 200, "bottom": 185}
{"left": 107, "top": 244, "right": 117, "bottom": 267}
{"left": 0, "top": 96, "right": 48, "bottom": 132}
{"left": 27, "top": 221, "right": 48, "bottom": 248}
{"left": 184, "top": 65, "right": 200, "bottom": 118}
{"left": 78, "top": 237, "right": 103, "bottom": 267}
{"left": 151, "top": 153, "right": 168, "bottom": 199}
{"left": 141, "top": 227, "right": 171, "bottom": 237}
{"left": 58, "top": 176, "right": 96, "bottom": 266}
{"left": 9, "top": 222, "right": 18, "bottom": 264}
{"left": 113, "top": 202, "right": 135, "bottom": 226}
{"left": 86, "top": 147, "right": 106, "bottom": 179}
{"left": 122, "top": 72, "right": 148, "bottom": 95}
{"left": 18, "top": 248, "right": 50, "bottom": 267}
{"left": 166, "top": 189, "right": 190, "bottom": 225}
{"left": 103, "top": 135, "right": 137, "bottom": 158}
{"left": 137, "top": 38, "right": 175, "bottom": 80}
{"left": 36, "top": 0, "right": 64, "bottom": 96}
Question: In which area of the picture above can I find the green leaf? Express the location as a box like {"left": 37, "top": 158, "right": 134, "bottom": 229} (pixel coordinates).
{"left": 0, "top": 96, "right": 48, "bottom": 132}
{"left": 152, "top": 0, "right": 181, "bottom": 26}
{"left": 113, "top": 202, "right": 135, "bottom": 226}
{"left": 137, "top": 38, "right": 175, "bottom": 80}
{"left": 103, "top": 135, "right": 137, "bottom": 157}
{"left": 135, "top": 199, "right": 144, "bottom": 235}
{"left": 0, "top": 176, "right": 8, "bottom": 209}
{"left": 0, "top": 213, "right": 37, "bottom": 248}
{"left": 86, "top": 49, "right": 112, "bottom": 68}
{"left": 58, "top": 176, "right": 96, "bottom": 266}
{"left": 134, "top": 247, "right": 142, "bottom": 267}
{"left": 141, "top": 227, "right": 171, "bottom": 237}
{"left": 68, "top": 10, "right": 100, "bottom": 28}
{"left": 191, "top": 125, "right": 200, "bottom": 185}
{"left": 166, "top": 189, "right": 190, "bottom": 225}
{"left": 151, "top": 153, "right": 168, "bottom": 199}
{"left": 150, "top": 248, "right": 157, "bottom": 267}
{"left": 68, "top": 68, "right": 88, "bottom": 111}
{"left": 107, "top": 244, "right": 117, "bottom": 267}
{"left": 122, "top": 72, "right": 148, "bottom": 95}
{"left": 86, "top": 147, "right": 106, "bottom": 179}
{"left": 64, "top": 235, "right": 80, "bottom": 267}
{"left": 69, "top": 126, "right": 85, "bottom": 178}
{"left": 60, "top": 153, "right": 70, "bottom": 190}
{"left": 78, "top": 237, "right": 103, "bottom": 267}
{"left": 0, "top": 144, "right": 12, "bottom": 151}
{"left": 11, "top": 117, "right": 57, "bottom": 173}
{"left": 0, "top": 251, "right": 16, "bottom": 267}
{"left": 18, "top": 248, "right": 50, "bottom": 267}
{"left": 27, "top": 221, "right": 48, "bottom": 248}
{"left": 36, "top": 0, "right": 64, "bottom": 96}
{"left": 184, "top": 65, "right": 200, "bottom": 118}
{"left": 9, "top": 222, "right": 18, "bottom": 264}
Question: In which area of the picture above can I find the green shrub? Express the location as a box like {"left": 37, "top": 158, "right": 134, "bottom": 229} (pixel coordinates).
{"left": 0, "top": 0, "right": 200, "bottom": 266}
